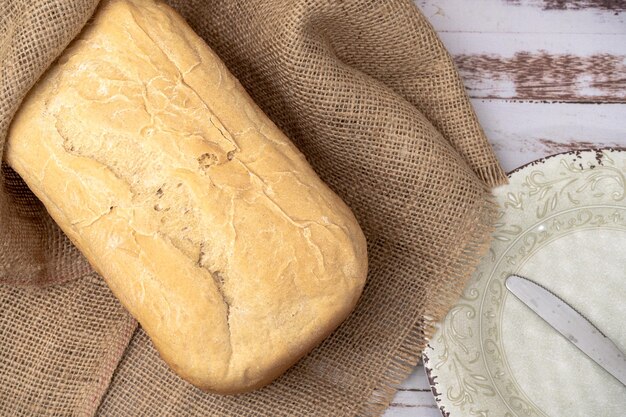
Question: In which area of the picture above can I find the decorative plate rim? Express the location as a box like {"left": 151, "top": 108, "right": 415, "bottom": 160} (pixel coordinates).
{"left": 422, "top": 148, "right": 626, "bottom": 417}
{"left": 506, "top": 147, "right": 626, "bottom": 177}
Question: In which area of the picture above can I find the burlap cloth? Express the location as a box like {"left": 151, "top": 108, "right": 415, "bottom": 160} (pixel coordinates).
{"left": 0, "top": 0, "right": 507, "bottom": 415}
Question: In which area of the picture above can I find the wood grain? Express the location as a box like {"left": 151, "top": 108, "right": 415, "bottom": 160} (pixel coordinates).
{"left": 416, "top": 0, "right": 625, "bottom": 33}
{"left": 505, "top": 0, "right": 626, "bottom": 11}
{"left": 472, "top": 100, "right": 626, "bottom": 171}
{"left": 455, "top": 52, "right": 626, "bottom": 102}
{"left": 437, "top": 31, "right": 626, "bottom": 102}
{"left": 385, "top": 366, "right": 440, "bottom": 417}
{"left": 416, "top": 1, "right": 626, "bottom": 102}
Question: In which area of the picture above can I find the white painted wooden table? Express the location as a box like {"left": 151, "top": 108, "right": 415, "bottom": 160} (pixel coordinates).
{"left": 384, "top": 1, "right": 626, "bottom": 415}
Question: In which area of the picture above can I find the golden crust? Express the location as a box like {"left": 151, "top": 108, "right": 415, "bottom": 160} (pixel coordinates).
{"left": 5, "top": 0, "right": 367, "bottom": 394}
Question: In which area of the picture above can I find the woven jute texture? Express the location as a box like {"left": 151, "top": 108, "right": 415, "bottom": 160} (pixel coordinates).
{"left": 0, "top": 0, "right": 507, "bottom": 415}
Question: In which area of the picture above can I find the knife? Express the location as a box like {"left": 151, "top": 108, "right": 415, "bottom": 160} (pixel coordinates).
{"left": 505, "top": 275, "right": 626, "bottom": 387}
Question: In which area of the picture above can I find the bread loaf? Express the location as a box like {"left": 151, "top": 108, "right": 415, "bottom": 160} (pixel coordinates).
{"left": 5, "top": 0, "right": 367, "bottom": 394}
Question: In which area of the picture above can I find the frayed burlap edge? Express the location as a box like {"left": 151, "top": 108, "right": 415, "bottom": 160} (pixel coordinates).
{"left": 476, "top": 165, "right": 508, "bottom": 189}
{"left": 359, "top": 183, "right": 500, "bottom": 416}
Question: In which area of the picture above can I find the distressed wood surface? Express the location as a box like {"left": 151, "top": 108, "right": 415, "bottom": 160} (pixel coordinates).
{"left": 445, "top": 33, "right": 626, "bottom": 102}
{"left": 383, "top": 365, "right": 441, "bottom": 417}
{"left": 473, "top": 100, "right": 625, "bottom": 171}
{"left": 416, "top": 0, "right": 625, "bottom": 33}
{"left": 385, "top": 0, "right": 626, "bottom": 415}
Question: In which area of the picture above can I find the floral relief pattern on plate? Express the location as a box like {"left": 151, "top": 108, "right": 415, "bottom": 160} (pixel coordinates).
{"left": 425, "top": 149, "right": 626, "bottom": 417}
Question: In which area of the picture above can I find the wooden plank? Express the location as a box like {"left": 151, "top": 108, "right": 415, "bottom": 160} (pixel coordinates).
{"left": 386, "top": 366, "right": 439, "bottom": 416}
{"left": 440, "top": 32, "right": 626, "bottom": 56}
{"left": 398, "top": 364, "right": 432, "bottom": 390}
{"left": 439, "top": 32, "right": 626, "bottom": 102}
{"left": 471, "top": 99, "right": 626, "bottom": 171}
{"left": 390, "top": 390, "right": 439, "bottom": 408}
{"left": 378, "top": 366, "right": 439, "bottom": 416}
{"left": 384, "top": 390, "right": 441, "bottom": 417}
{"left": 414, "top": 0, "right": 626, "bottom": 34}
{"left": 456, "top": 52, "right": 626, "bottom": 102}
{"left": 527, "top": 0, "right": 626, "bottom": 11}
{"left": 384, "top": 406, "right": 442, "bottom": 417}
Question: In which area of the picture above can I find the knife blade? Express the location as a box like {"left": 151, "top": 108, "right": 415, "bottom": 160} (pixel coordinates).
{"left": 505, "top": 274, "right": 626, "bottom": 387}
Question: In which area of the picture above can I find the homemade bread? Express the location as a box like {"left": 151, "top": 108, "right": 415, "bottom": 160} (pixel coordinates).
{"left": 5, "top": 0, "right": 367, "bottom": 394}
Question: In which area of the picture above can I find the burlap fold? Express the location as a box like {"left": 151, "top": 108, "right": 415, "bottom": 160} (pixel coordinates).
{"left": 0, "top": 0, "right": 506, "bottom": 415}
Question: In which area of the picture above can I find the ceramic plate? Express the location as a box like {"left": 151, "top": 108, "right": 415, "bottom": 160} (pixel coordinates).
{"left": 424, "top": 149, "right": 626, "bottom": 417}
